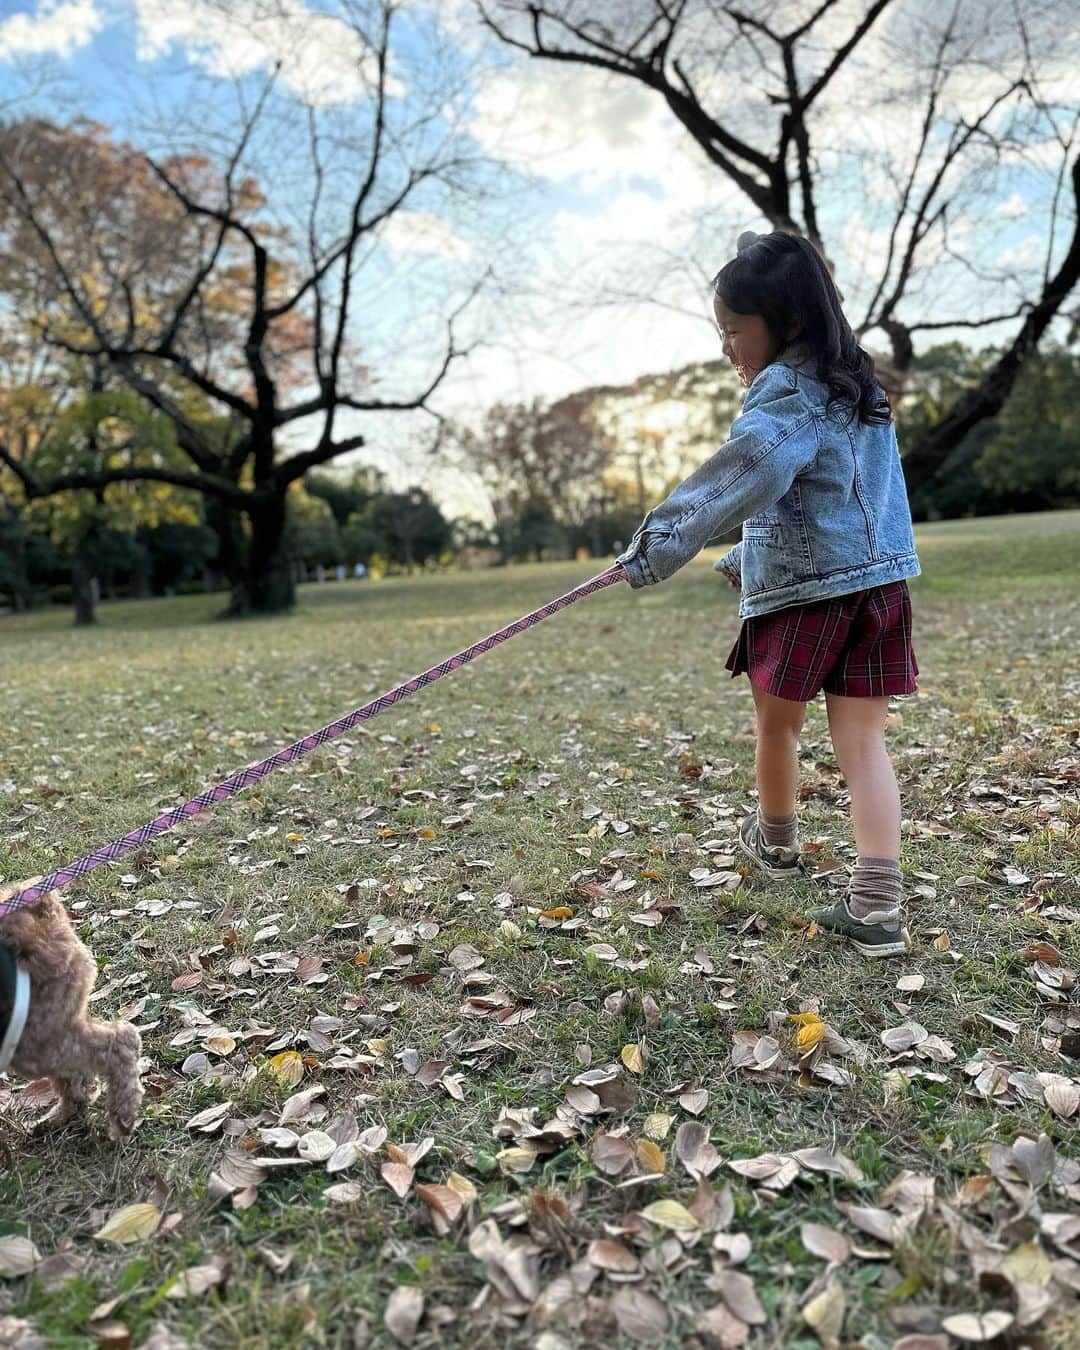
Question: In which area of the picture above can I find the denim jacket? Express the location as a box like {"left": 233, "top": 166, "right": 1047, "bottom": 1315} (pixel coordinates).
{"left": 615, "top": 346, "right": 921, "bottom": 618}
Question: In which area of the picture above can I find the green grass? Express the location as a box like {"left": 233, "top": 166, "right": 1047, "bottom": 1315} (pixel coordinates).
{"left": 1, "top": 509, "right": 1079, "bottom": 1349}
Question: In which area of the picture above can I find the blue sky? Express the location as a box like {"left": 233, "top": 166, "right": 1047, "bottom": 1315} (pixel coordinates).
{"left": 1, "top": 0, "right": 1072, "bottom": 514}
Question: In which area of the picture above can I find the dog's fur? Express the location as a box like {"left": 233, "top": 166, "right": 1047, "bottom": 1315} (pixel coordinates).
{"left": 0, "top": 881, "right": 142, "bottom": 1138}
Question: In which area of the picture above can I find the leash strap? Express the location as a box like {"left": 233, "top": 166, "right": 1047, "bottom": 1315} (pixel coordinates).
{"left": 1, "top": 564, "right": 626, "bottom": 916}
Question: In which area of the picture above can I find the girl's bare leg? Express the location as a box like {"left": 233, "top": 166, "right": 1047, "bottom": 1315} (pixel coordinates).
{"left": 824, "top": 692, "right": 904, "bottom": 917}
{"left": 750, "top": 683, "right": 807, "bottom": 833}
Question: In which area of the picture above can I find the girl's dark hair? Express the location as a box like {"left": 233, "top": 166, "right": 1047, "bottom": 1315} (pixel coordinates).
{"left": 711, "top": 230, "right": 891, "bottom": 427}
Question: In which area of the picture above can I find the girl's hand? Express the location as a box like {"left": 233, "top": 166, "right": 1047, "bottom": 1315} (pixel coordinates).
{"left": 725, "top": 571, "right": 740, "bottom": 589}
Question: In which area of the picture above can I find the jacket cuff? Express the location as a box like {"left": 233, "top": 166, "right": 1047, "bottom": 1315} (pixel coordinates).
{"left": 615, "top": 545, "right": 657, "bottom": 589}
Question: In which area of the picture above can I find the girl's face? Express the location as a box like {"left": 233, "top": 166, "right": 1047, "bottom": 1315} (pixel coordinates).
{"left": 713, "top": 297, "right": 791, "bottom": 388}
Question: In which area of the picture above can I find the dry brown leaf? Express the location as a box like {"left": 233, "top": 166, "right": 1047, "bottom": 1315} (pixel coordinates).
{"left": 384, "top": 1285, "right": 424, "bottom": 1345}
{"left": 164, "top": 1255, "right": 230, "bottom": 1300}
{"left": 416, "top": 1184, "right": 463, "bottom": 1232}
{"left": 381, "top": 1163, "right": 415, "bottom": 1198}
{"left": 0, "top": 1236, "right": 41, "bottom": 1277}
{"left": 714, "top": 1270, "right": 766, "bottom": 1325}
{"left": 591, "top": 1133, "right": 636, "bottom": 1176}
{"left": 324, "top": 1182, "right": 365, "bottom": 1204}
{"left": 801, "top": 1280, "right": 845, "bottom": 1349}
{"left": 836, "top": 1204, "right": 896, "bottom": 1245}
{"left": 800, "top": 1222, "right": 851, "bottom": 1265}
{"left": 679, "top": 1088, "right": 709, "bottom": 1115}
{"left": 610, "top": 1287, "right": 669, "bottom": 1344}
{"left": 675, "top": 1121, "right": 723, "bottom": 1180}
{"left": 695, "top": 1303, "right": 750, "bottom": 1348}
{"left": 586, "top": 1238, "right": 639, "bottom": 1273}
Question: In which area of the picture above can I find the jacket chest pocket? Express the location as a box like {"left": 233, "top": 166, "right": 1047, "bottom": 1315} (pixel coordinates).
{"left": 743, "top": 519, "right": 783, "bottom": 547}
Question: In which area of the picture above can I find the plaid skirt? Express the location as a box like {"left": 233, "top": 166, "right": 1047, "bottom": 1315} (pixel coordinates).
{"left": 724, "top": 579, "right": 919, "bottom": 702}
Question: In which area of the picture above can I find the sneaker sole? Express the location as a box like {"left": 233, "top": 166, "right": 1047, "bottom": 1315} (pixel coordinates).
{"left": 737, "top": 832, "right": 804, "bottom": 880}
{"left": 847, "top": 928, "right": 912, "bottom": 959}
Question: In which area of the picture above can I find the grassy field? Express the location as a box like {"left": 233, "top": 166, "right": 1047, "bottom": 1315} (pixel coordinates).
{"left": 1, "top": 509, "right": 1078, "bottom": 1350}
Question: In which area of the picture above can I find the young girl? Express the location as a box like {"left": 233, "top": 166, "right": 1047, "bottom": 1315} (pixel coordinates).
{"left": 616, "top": 230, "right": 920, "bottom": 958}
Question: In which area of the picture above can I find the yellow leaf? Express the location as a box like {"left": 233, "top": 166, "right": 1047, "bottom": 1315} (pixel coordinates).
{"left": 640, "top": 1199, "right": 697, "bottom": 1231}
{"left": 540, "top": 906, "right": 573, "bottom": 920}
{"left": 804, "top": 921, "right": 820, "bottom": 940}
{"left": 285, "top": 833, "right": 305, "bottom": 844}
{"left": 418, "top": 828, "right": 437, "bottom": 840}
{"left": 93, "top": 1203, "right": 161, "bottom": 1245}
{"left": 267, "top": 1051, "right": 304, "bottom": 1088}
{"left": 621, "top": 1042, "right": 646, "bottom": 1074}
{"left": 385, "top": 1143, "right": 408, "bottom": 1165}
{"left": 636, "top": 1140, "right": 666, "bottom": 1174}
{"left": 643, "top": 1112, "right": 673, "bottom": 1141}
{"left": 796, "top": 1022, "right": 827, "bottom": 1051}
{"left": 788, "top": 1013, "right": 824, "bottom": 1029}
{"left": 933, "top": 932, "right": 951, "bottom": 951}
{"left": 426, "top": 723, "right": 441, "bottom": 733}
{"left": 446, "top": 1172, "right": 478, "bottom": 1205}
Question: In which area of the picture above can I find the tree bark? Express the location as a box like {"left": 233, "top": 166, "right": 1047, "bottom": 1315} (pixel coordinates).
{"left": 227, "top": 492, "right": 294, "bottom": 615}
{"left": 72, "top": 546, "right": 95, "bottom": 625}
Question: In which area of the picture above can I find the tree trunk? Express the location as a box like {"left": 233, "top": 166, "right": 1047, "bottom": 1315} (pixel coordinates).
{"left": 8, "top": 525, "right": 30, "bottom": 612}
{"left": 226, "top": 493, "right": 294, "bottom": 615}
{"left": 72, "top": 548, "right": 95, "bottom": 626}
{"left": 204, "top": 496, "right": 246, "bottom": 595}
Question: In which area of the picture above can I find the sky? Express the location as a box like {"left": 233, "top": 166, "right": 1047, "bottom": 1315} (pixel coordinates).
{"left": 0, "top": 0, "right": 1075, "bottom": 519}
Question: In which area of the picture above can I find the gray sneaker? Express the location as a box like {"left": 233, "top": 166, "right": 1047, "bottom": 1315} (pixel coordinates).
{"left": 738, "top": 812, "right": 805, "bottom": 880}
{"left": 811, "top": 896, "right": 911, "bottom": 958}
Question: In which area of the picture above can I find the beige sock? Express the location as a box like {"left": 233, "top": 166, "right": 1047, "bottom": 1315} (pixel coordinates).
{"left": 848, "top": 856, "right": 902, "bottom": 919}
{"left": 758, "top": 809, "right": 798, "bottom": 849}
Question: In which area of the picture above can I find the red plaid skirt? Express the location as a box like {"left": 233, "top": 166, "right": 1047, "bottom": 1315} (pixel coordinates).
{"left": 724, "top": 579, "right": 919, "bottom": 702}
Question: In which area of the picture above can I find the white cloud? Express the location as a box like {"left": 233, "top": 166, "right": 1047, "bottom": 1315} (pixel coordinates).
{"left": 132, "top": 0, "right": 396, "bottom": 105}
{"left": 381, "top": 211, "right": 473, "bottom": 262}
{"left": 0, "top": 0, "right": 102, "bottom": 60}
{"left": 996, "top": 192, "right": 1030, "bottom": 219}
{"left": 994, "top": 234, "right": 1043, "bottom": 268}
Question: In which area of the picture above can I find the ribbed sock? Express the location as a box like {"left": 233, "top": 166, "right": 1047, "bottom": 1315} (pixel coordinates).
{"left": 758, "top": 809, "right": 799, "bottom": 849}
{"left": 848, "top": 855, "right": 902, "bottom": 919}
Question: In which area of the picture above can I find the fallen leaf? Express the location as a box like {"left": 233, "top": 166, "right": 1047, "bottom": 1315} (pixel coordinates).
{"left": 675, "top": 1122, "right": 723, "bottom": 1180}
{"left": 587, "top": 1238, "right": 639, "bottom": 1273}
{"left": 635, "top": 1139, "right": 666, "bottom": 1174}
{"left": 639, "top": 1199, "right": 698, "bottom": 1232}
{"left": 940, "top": 1310, "right": 1015, "bottom": 1341}
{"left": 93, "top": 1205, "right": 161, "bottom": 1245}
{"left": 591, "top": 1133, "right": 636, "bottom": 1176}
{"left": 267, "top": 1051, "right": 304, "bottom": 1088}
{"left": 0, "top": 1236, "right": 41, "bottom": 1277}
{"left": 714, "top": 1270, "right": 766, "bottom": 1325}
{"left": 621, "top": 1042, "right": 646, "bottom": 1074}
{"left": 695, "top": 1304, "right": 750, "bottom": 1347}
{"left": 801, "top": 1280, "right": 845, "bottom": 1349}
{"left": 165, "top": 1256, "right": 229, "bottom": 1300}
{"left": 384, "top": 1285, "right": 424, "bottom": 1345}
{"left": 800, "top": 1223, "right": 851, "bottom": 1265}
{"left": 611, "top": 1287, "right": 669, "bottom": 1344}
{"left": 381, "top": 1163, "right": 415, "bottom": 1198}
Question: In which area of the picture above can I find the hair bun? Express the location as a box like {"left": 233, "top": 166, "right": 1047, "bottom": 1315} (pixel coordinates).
{"left": 736, "top": 230, "right": 760, "bottom": 253}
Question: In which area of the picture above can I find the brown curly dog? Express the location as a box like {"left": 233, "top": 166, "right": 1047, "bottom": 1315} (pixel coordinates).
{"left": 0, "top": 880, "right": 143, "bottom": 1138}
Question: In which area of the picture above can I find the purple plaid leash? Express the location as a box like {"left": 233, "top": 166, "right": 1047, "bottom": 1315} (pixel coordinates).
{"left": 1, "top": 565, "right": 627, "bottom": 917}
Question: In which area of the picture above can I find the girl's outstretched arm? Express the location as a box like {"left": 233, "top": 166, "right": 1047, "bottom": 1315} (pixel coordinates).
{"left": 617, "top": 366, "right": 816, "bottom": 588}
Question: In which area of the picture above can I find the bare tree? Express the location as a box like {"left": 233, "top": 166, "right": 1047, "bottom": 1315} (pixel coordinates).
{"left": 0, "top": 1, "right": 485, "bottom": 614}
{"left": 477, "top": 0, "right": 1080, "bottom": 492}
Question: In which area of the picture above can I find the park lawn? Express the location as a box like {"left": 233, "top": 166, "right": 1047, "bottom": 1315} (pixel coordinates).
{"left": 0, "top": 509, "right": 1078, "bottom": 1350}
